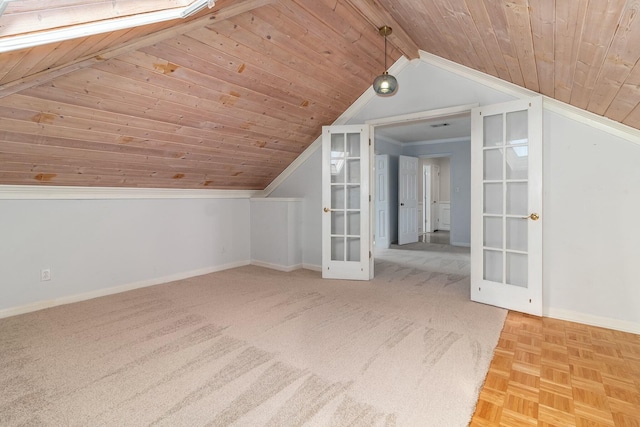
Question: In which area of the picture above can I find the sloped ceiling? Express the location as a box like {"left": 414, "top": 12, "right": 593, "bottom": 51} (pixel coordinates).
{"left": 1, "top": 0, "right": 639, "bottom": 190}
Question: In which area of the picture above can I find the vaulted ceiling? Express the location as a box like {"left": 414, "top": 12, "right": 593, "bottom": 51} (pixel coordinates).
{"left": 1, "top": 0, "right": 639, "bottom": 190}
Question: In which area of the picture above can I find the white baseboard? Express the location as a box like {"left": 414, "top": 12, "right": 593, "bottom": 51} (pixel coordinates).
{"left": 250, "top": 260, "right": 302, "bottom": 272}
{"left": 0, "top": 260, "right": 250, "bottom": 319}
{"left": 303, "top": 263, "right": 322, "bottom": 272}
{"left": 451, "top": 241, "right": 471, "bottom": 247}
{"left": 544, "top": 308, "right": 640, "bottom": 335}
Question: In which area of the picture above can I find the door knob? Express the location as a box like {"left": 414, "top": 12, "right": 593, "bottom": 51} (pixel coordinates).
{"left": 323, "top": 207, "right": 330, "bottom": 213}
{"left": 522, "top": 213, "right": 539, "bottom": 220}
{"left": 400, "top": 203, "right": 404, "bottom": 206}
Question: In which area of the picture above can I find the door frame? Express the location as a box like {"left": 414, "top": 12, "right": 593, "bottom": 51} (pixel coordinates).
{"left": 368, "top": 103, "right": 478, "bottom": 255}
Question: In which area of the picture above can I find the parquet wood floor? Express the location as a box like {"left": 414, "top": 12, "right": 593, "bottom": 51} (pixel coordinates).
{"left": 470, "top": 312, "right": 640, "bottom": 427}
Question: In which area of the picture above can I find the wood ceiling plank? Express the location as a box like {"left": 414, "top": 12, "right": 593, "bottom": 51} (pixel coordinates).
{"left": 0, "top": 161, "right": 274, "bottom": 185}
{"left": 5, "top": 93, "right": 184, "bottom": 134}
{"left": 390, "top": 1, "right": 464, "bottom": 65}
{"left": 430, "top": 0, "right": 491, "bottom": 72}
{"left": 442, "top": 0, "right": 499, "bottom": 78}
{"left": 0, "top": 105, "right": 299, "bottom": 166}
{"left": 115, "top": 50, "right": 336, "bottom": 123}
{"left": 479, "top": 0, "right": 526, "bottom": 87}
{"left": 570, "top": 0, "right": 627, "bottom": 109}
{"left": 45, "top": 67, "right": 318, "bottom": 143}
{"left": 282, "top": 0, "right": 394, "bottom": 75}
{"left": 0, "top": 153, "right": 280, "bottom": 182}
{"left": 0, "top": 125, "right": 296, "bottom": 176}
{"left": 530, "top": 0, "right": 555, "bottom": 97}
{"left": 500, "top": 0, "right": 539, "bottom": 91}
{"left": 605, "top": 63, "right": 640, "bottom": 122}
{"left": 0, "top": 113, "right": 306, "bottom": 165}
{"left": 587, "top": 0, "right": 640, "bottom": 115}
{"left": 16, "top": 84, "right": 312, "bottom": 158}
{"left": 136, "top": 42, "right": 339, "bottom": 118}
{"left": 144, "top": 35, "right": 349, "bottom": 117}
{"left": 622, "top": 102, "right": 640, "bottom": 129}
{"left": 0, "top": 171, "right": 267, "bottom": 189}
{"left": 554, "top": 0, "right": 588, "bottom": 103}
{"left": 186, "top": 24, "right": 364, "bottom": 107}
{"left": 0, "top": 49, "right": 29, "bottom": 84}
{"left": 342, "top": 0, "right": 420, "bottom": 59}
{"left": 0, "top": 138, "right": 287, "bottom": 175}
{"left": 93, "top": 56, "right": 329, "bottom": 130}
{"left": 1, "top": 43, "right": 66, "bottom": 84}
{"left": 462, "top": 0, "right": 512, "bottom": 81}
{"left": 223, "top": 7, "right": 375, "bottom": 92}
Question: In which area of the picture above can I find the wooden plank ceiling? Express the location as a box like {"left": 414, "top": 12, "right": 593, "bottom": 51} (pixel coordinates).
{"left": 0, "top": 0, "right": 639, "bottom": 190}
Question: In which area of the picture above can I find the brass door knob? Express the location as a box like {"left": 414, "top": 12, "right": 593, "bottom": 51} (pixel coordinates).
{"left": 323, "top": 207, "right": 330, "bottom": 213}
{"left": 523, "top": 213, "right": 540, "bottom": 221}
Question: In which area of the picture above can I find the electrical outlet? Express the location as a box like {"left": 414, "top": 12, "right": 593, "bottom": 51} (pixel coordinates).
{"left": 41, "top": 269, "right": 51, "bottom": 281}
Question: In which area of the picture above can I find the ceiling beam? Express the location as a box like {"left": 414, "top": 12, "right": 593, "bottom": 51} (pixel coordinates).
{"left": 343, "top": 0, "right": 420, "bottom": 60}
{"left": 0, "top": 0, "right": 277, "bottom": 99}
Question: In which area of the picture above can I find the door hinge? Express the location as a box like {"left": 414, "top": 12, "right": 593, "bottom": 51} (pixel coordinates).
{"left": 369, "top": 138, "right": 371, "bottom": 146}
{"left": 369, "top": 251, "right": 372, "bottom": 259}
{"left": 369, "top": 195, "right": 371, "bottom": 202}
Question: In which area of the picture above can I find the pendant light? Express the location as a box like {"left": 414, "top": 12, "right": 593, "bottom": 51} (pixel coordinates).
{"left": 372, "top": 26, "right": 398, "bottom": 95}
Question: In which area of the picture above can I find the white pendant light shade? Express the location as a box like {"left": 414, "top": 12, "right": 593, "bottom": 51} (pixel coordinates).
{"left": 373, "top": 71, "right": 398, "bottom": 95}
{"left": 372, "top": 26, "right": 397, "bottom": 96}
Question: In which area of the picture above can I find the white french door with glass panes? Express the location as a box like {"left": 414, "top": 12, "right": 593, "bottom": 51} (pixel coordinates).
{"left": 471, "top": 97, "right": 543, "bottom": 315}
{"left": 322, "top": 125, "right": 372, "bottom": 280}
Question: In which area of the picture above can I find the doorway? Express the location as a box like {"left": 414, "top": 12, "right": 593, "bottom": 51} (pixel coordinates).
{"left": 369, "top": 104, "right": 474, "bottom": 252}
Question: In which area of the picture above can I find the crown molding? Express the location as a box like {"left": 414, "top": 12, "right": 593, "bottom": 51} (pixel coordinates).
{"left": 0, "top": 185, "right": 259, "bottom": 200}
{"left": 419, "top": 50, "right": 640, "bottom": 145}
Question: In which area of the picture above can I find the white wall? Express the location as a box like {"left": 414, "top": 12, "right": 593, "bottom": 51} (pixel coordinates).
{"left": 404, "top": 141, "right": 470, "bottom": 246}
{"left": 543, "top": 111, "right": 640, "bottom": 330}
{"left": 250, "top": 198, "right": 302, "bottom": 271}
{"left": 0, "top": 197, "right": 251, "bottom": 315}
{"left": 271, "top": 56, "right": 640, "bottom": 332}
{"left": 269, "top": 150, "right": 322, "bottom": 269}
{"left": 439, "top": 157, "right": 451, "bottom": 200}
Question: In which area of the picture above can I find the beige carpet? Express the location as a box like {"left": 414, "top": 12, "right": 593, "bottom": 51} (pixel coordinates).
{"left": 0, "top": 244, "right": 506, "bottom": 426}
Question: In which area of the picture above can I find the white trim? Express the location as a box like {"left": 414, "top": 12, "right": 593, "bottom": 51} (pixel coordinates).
{"left": 0, "top": 260, "right": 250, "bottom": 319}
{"left": 545, "top": 308, "right": 640, "bottom": 335}
{"left": 250, "top": 260, "right": 302, "bottom": 272}
{"left": 543, "top": 98, "right": 640, "bottom": 144}
{"left": 375, "top": 134, "right": 403, "bottom": 147}
{"left": 419, "top": 50, "right": 640, "bottom": 145}
{"left": 0, "top": 185, "right": 259, "bottom": 200}
{"left": 365, "top": 103, "right": 477, "bottom": 126}
{"left": 403, "top": 136, "right": 470, "bottom": 147}
{"left": 303, "top": 263, "right": 322, "bottom": 272}
{"left": 250, "top": 197, "right": 302, "bottom": 203}
{"left": 451, "top": 241, "right": 471, "bottom": 248}
{"left": 0, "top": 0, "right": 214, "bottom": 53}
{"left": 262, "top": 56, "right": 411, "bottom": 197}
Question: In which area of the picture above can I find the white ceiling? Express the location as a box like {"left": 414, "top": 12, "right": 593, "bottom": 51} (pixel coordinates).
{"left": 375, "top": 113, "right": 471, "bottom": 144}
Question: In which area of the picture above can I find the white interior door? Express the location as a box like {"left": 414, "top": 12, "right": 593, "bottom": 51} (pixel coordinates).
{"left": 431, "top": 164, "right": 440, "bottom": 230}
{"left": 398, "top": 155, "right": 419, "bottom": 245}
{"left": 322, "top": 125, "right": 371, "bottom": 280}
{"left": 423, "top": 165, "right": 432, "bottom": 233}
{"left": 471, "top": 97, "right": 543, "bottom": 315}
{"left": 375, "top": 154, "right": 390, "bottom": 249}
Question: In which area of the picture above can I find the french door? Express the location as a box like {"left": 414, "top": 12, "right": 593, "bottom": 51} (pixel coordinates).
{"left": 321, "top": 125, "right": 372, "bottom": 280}
{"left": 470, "top": 97, "right": 543, "bottom": 315}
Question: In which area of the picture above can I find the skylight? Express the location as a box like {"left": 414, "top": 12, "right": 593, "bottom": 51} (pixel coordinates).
{"left": 0, "top": 0, "right": 216, "bottom": 53}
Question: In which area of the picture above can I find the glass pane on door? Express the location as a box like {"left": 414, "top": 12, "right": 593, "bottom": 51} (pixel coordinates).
{"left": 482, "top": 109, "right": 530, "bottom": 289}
{"left": 330, "top": 131, "right": 362, "bottom": 263}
